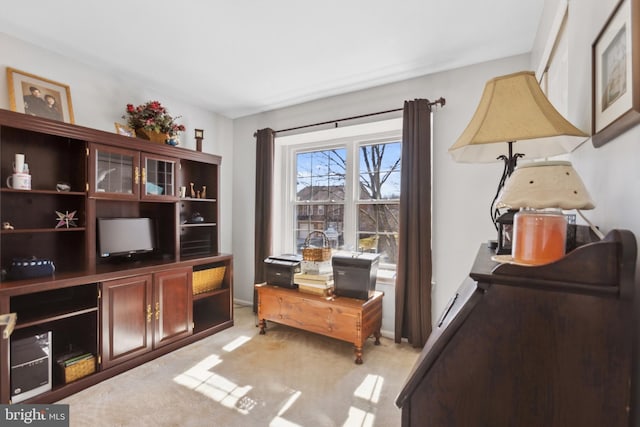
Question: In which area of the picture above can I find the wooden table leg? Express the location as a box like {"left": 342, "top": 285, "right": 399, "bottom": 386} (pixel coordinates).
{"left": 354, "top": 346, "right": 363, "bottom": 364}
{"left": 259, "top": 319, "right": 266, "bottom": 335}
{"left": 374, "top": 330, "right": 381, "bottom": 345}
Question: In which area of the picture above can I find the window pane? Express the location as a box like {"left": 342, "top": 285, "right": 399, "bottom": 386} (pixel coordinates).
{"left": 297, "top": 149, "right": 346, "bottom": 201}
{"left": 359, "top": 142, "right": 401, "bottom": 200}
{"left": 358, "top": 203, "right": 400, "bottom": 264}
{"left": 295, "top": 204, "right": 344, "bottom": 253}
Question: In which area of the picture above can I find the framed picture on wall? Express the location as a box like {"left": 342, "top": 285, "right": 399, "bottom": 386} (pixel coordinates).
{"left": 592, "top": 0, "right": 640, "bottom": 147}
{"left": 114, "top": 122, "right": 135, "bottom": 137}
{"left": 6, "top": 67, "right": 75, "bottom": 124}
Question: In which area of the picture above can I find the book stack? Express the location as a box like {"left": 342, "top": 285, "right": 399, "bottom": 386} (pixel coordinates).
{"left": 294, "top": 272, "right": 334, "bottom": 296}
{"left": 301, "top": 260, "right": 332, "bottom": 275}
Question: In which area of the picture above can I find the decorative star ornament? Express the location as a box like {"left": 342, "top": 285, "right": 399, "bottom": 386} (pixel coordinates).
{"left": 55, "top": 210, "right": 77, "bottom": 229}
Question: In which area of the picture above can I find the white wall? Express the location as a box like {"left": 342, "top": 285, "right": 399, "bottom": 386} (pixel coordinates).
{"left": 0, "top": 33, "right": 234, "bottom": 254}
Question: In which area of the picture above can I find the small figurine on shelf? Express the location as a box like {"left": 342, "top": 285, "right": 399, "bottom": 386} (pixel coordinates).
{"left": 190, "top": 182, "right": 196, "bottom": 198}
{"left": 201, "top": 185, "right": 207, "bottom": 199}
{"left": 189, "top": 212, "right": 204, "bottom": 223}
{"left": 2, "top": 222, "right": 14, "bottom": 230}
{"left": 56, "top": 182, "right": 71, "bottom": 192}
{"left": 166, "top": 134, "right": 180, "bottom": 146}
{"left": 55, "top": 210, "right": 77, "bottom": 229}
{"left": 194, "top": 129, "right": 204, "bottom": 152}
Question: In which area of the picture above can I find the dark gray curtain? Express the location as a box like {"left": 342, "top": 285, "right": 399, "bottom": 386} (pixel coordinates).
{"left": 395, "top": 99, "right": 433, "bottom": 347}
{"left": 254, "top": 128, "right": 275, "bottom": 312}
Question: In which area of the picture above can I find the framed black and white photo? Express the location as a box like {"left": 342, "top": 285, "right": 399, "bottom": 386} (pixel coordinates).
{"left": 6, "top": 67, "right": 75, "bottom": 124}
{"left": 592, "top": 0, "right": 640, "bottom": 147}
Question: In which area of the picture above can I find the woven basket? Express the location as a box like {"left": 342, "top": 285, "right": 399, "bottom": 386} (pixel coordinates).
{"left": 193, "top": 265, "right": 226, "bottom": 295}
{"left": 135, "top": 128, "right": 169, "bottom": 144}
{"left": 61, "top": 355, "right": 96, "bottom": 384}
{"left": 302, "top": 231, "right": 332, "bottom": 261}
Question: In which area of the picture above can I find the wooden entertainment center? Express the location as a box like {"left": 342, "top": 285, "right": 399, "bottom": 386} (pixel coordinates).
{"left": 0, "top": 109, "right": 233, "bottom": 404}
{"left": 256, "top": 284, "right": 383, "bottom": 364}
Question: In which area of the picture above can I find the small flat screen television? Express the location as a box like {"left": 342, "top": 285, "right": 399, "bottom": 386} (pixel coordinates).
{"left": 97, "top": 218, "right": 155, "bottom": 259}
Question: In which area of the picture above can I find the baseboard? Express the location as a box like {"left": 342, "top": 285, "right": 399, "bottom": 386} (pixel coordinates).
{"left": 380, "top": 329, "right": 394, "bottom": 339}
{"left": 233, "top": 298, "right": 253, "bottom": 307}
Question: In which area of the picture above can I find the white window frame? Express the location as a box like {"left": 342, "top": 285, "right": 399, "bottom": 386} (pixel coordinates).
{"left": 273, "top": 118, "right": 403, "bottom": 270}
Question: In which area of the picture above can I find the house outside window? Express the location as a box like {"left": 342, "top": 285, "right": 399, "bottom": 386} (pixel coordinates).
{"left": 274, "top": 118, "right": 402, "bottom": 276}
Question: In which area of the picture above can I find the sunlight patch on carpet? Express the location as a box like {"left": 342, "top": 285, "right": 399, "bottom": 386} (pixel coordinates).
{"left": 354, "top": 374, "right": 384, "bottom": 404}
{"left": 277, "top": 390, "right": 301, "bottom": 416}
{"left": 196, "top": 373, "right": 253, "bottom": 412}
{"left": 266, "top": 389, "right": 304, "bottom": 426}
{"left": 269, "top": 416, "right": 303, "bottom": 427}
{"left": 173, "top": 353, "right": 255, "bottom": 414}
{"left": 223, "top": 335, "right": 252, "bottom": 352}
{"left": 173, "top": 354, "right": 223, "bottom": 388}
{"left": 343, "top": 406, "right": 375, "bottom": 427}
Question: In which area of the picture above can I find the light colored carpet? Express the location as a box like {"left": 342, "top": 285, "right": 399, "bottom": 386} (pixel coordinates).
{"left": 58, "top": 304, "right": 420, "bottom": 427}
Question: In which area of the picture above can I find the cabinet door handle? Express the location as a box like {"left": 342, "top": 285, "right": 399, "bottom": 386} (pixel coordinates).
{"left": 142, "top": 167, "right": 147, "bottom": 185}
{"left": 134, "top": 166, "right": 140, "bottom": 185}
{"left": 155, "top": 302, "right": 160, "bottom": 320}
{"left": 146, "top": 304, "right": 152, "bottom": 323}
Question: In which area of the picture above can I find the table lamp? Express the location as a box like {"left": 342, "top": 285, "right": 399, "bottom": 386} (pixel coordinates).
{"left": 448, "top": 71, "right": 589, "bottom": 246}
{"left": 495, "top": 160, "right": 600, "bottom": 265}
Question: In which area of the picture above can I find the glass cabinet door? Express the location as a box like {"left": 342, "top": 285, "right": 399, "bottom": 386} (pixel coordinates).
{"left": 142, "top": 154, "right": 177, "bottom": 199}
{"left": 90, "top": 145, "right": 139, "bottom": 199}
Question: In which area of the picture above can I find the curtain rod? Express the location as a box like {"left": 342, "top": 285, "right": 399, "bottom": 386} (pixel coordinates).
{"left": 254, "top": 97, "right": 445, "bottom": 137}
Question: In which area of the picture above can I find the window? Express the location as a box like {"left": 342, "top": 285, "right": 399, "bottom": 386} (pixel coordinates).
{"left": 274, "top": 119, "right": 402, "bottom": 272}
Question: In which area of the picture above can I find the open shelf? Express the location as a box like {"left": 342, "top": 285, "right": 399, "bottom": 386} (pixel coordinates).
{"left": 0, "top": 188, "right": 87, "bottom": 197}
{"left": 193, "top": 294, "right": 232, "bottom": 333}
{"left": 181, "top": 223, "right": 217, "bottom": 228}
{"left": 15, "top": 307, "right": 98, "bottom": 330}
{"left": 10, "top": 284, "right": 99, "bottom": 326}
{"left": 2, "top": 227, "right": 86, "bottom": 234}
{"left": 193, "top": 287, "right": 230, "bottom": 301}
{"left": 179, "top": 198, "right": 217, "bottom": 203}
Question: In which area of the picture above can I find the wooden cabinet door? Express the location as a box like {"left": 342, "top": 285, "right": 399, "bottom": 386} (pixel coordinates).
{"left": 101, "top": 274, "right": 153, "bottom": 369}
{"left": 153, "top": 268, "right": 193, "bottom": 348}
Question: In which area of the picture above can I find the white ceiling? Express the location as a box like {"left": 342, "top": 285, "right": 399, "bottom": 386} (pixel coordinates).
{"left": 1, "top": 0, "right": 544, "bottom": 119}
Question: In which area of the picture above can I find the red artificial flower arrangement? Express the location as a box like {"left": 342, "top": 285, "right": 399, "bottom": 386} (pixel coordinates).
{"left": 123, "top": 101, "right": 186, "bottom": 136}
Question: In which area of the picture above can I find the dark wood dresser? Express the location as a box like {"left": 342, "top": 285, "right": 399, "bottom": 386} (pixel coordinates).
{"left": 396, "top": 229, "right": 638, "bottom": 427}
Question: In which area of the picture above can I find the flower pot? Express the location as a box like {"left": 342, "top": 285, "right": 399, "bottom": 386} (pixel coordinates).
{"left": 135, "top": 128, "right": 168, "bottom": 144}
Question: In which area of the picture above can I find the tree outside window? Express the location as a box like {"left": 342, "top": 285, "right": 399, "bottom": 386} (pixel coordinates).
{"left": 294, "top": 141, "right": 401, "bottom": 266}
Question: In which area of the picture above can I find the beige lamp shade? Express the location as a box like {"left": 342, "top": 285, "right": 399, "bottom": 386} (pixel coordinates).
{"left": 495, "top": 161, "right": 595, "bottom": 210}
{"left": 449, "top": 71, "right": 589, "bottom": 163}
